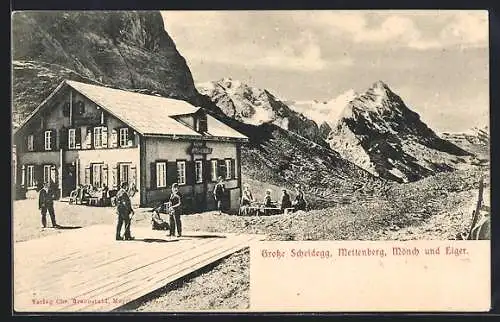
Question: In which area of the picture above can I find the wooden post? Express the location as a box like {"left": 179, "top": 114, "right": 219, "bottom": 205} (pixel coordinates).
{"left": 75, "top": 157, "right": 80, "bottom": 187}
{"left": 467, "top": 176, "right": 484, "bottom": 240}
{"left": 58, "top": 148, "right": 63, "bottom": 199}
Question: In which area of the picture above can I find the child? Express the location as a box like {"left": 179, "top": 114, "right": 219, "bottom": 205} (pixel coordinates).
{"left": 151, "top": 201, "right": 171, "bottom": 231}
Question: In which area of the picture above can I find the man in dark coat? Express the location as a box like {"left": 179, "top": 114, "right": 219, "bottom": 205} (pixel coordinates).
{"left": 115, "top": 182, "right": 134, "bottom": 240}
{"left": 39, "top": 182, "right": 60, "bottom": 229}
{"left": 169, "top": 183, "right": 183, "bottom": 237}
{"left": 213, "top": 176, "right": 225, "bottom": 215}
{"left": 280, "top": 188, "right": 292, "bottom": 211}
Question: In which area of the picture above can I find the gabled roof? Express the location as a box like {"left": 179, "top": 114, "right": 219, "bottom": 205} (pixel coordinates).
{"left": 15, "top": 80, "right": 248, "bottom": 141}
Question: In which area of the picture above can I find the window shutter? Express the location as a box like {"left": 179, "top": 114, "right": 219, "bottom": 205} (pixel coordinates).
{"left": 84, "top": 166, "right": 91, "bottom": 185}
{"left": 86, "top": 128, "right": 92, "bottom": 149}
{"left": 112, "top": 165, "right": 118, "bottom": 189}
{"left": 49, "top": 129, "right": 56, "bottom": 150}
{"left": 205, "top": 160, "right": 212, "bottom": 182}
{"left": 131, "top": 165, "right": 137, "bottom": 186}
{"left": 218, "top": 160, "right": 226, "bottom": 180}
{"left": 75, "top": 127, "right": 82, "bottom": 149}
{"left": 231, "top": 159, "right": 236, "bottom": 179}
{"left": 167, "top": 162, "right": 177, "bottom": 185}
{"left": 128, "top": 128, "right": 135, "bottom": 147}
{"left": 59, "top": 127, "right": 68, "bottom": 150}
{"left": 102, "top": 126, "right": 108, "bottom": 148}
{"left": 63, "top": 102, "right": 70, "bottom": 117}
{"left": 199, "top": 114, "right": 208, "bottom": 133}
{"left": 103, "top": 164, "right": 108, "bottom": 187}
{"left": 186, "top": 161, "right": 194, "bottom": 185}
{"left": 150, "top": 162, "right": 156, "bottom": 189}
{"left": 35, "top": 165, "right": 44, "bottom": 188}
{"left": 35, "top": 130, "right": 43, "bottom": 151}
{"left": 77, "top": 101, "right": 85, "bottom": 115}
{"left": 111, "top": 129, "right": 118, "bottom": 148}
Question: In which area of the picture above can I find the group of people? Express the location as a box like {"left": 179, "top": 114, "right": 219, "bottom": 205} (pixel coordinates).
{"left": 240, "top": 183, "right": 308, "bottom": 215}
{"left": 37, "top": 176, "right": 308, "bottom": 241}
{"left": 113, "top": 180, "right": 183, "bottom": 241}
{"left": 71, "top": 182, "right": 138, "bottom": 206}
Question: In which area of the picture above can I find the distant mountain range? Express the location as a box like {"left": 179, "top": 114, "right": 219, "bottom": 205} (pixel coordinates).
{"left": 197, "top": 78, "right": 324, "bottom": 145}
{"left": 200, "top": 79, "right": 478, "bottom": 183}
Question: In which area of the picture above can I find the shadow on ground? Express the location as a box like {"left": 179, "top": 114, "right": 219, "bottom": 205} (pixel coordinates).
{"left": 48, "top": 225, "right": 83, "bottom": 230}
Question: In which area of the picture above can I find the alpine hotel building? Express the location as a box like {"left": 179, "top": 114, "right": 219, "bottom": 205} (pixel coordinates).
{"left": 13, "top": 80, "right": 248, "bottom": 212}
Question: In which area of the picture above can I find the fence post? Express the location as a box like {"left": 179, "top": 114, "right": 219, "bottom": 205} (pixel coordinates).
{"left": 467, "top": 176, "right": 484, "bottom": 240}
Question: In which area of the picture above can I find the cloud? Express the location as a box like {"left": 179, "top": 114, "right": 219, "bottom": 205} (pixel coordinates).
{"left": 440, "top": 11, "right": 488, "bottom": 47}
{"left": 304, "top": 11, "right": 488, "bottom": 50}
{"left": 161, "top": 11, "right": 336, "bottom": 71}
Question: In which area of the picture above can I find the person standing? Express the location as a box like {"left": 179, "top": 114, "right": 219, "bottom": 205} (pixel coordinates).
{"left": 115, "top": 181, "right": 134, "bottom": 241}
{"left": 239, "top": 184, "right": 254, "bottom": 215}
{"left": 169, "top": 183, "right": 183, "bottom": 237}
{"left": 213, "top": 176, "right": 225, "bottom": 215}
{"left": 39, "top": 182, "right": 60, "bottom": 229}
{"left": 292, "top": 184, "right": 307, "bottom": 212}
{"left": 280, "top": 188, "right": 292, "bottom": 212}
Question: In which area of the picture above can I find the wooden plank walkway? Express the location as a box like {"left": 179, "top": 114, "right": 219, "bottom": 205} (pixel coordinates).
{"left": 14, "top": 224, "right": 263, "bottom": 312}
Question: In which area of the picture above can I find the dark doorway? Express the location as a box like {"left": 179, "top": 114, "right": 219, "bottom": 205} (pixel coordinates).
{"left": 62, "top": 163, "right": 77, "bottom": 197}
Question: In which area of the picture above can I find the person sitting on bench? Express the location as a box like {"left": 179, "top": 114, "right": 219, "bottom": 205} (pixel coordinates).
{"left": 263, "top": 189, "right": 279, "bottom": 215}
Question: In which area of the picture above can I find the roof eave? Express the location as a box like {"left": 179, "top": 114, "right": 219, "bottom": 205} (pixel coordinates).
{"left": 13, "top": 79, "right": 68, "bottom": 135}
{"left": 143, "top": 133, "right": 248, "bottom": 143}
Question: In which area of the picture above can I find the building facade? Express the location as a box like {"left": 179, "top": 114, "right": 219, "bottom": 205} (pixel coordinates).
{"left": 13, "top": 80, "right": 248, "bottom": 212}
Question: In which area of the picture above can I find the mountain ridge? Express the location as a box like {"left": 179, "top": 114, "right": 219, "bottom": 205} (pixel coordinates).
{"left": 326, "top": 81, "right": 475, "bottom": 182}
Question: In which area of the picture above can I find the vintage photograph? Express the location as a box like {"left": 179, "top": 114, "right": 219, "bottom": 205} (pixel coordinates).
{"left": 12, "top": 10, "right": 489, "bottom": 312}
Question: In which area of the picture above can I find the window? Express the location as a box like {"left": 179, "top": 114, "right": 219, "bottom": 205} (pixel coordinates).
{"left": 225, "top": 159, "right": 232, "bottom": 180}
{"left": 43, "top": 165, "right": 51, "bottom": 184}
{"left": 68, "top": 129, "right": 76, "bottom": 149}
{"left": 27, "top": 165, "right": 35, "bottom": 188}
{"left": 195, "top": 160, "right": 203, "bottom": 183}
{"left": 44, "top": 131, "right": 51, "bottom": 151}
{"left": 21, "top": 165, "right": 25, "bottom": 186}
{"left": 156, "top": 162, "right": 167, "bottom": 188}
{"left": 119, "top": 128, "right": 129, "bottom": 147}
{"left": 92, "top": 163, "right": 104, "bottom": 187}
{"left": 27, "top": 135, "right": 34, "bottom": 151}
{"left": 211, "top": 159, "right": 218, "bottom": 182}
{"left": 196, "top": 114, "right": 208, "bottom": 133}
{"left": 177, "top": 161, "right": 186, "bottom": 185}
{"left": 120, "top": 163, "right": 130, "bottom": 186}
{"left": 94, "top": 127, "right": 103, "bottom": 148}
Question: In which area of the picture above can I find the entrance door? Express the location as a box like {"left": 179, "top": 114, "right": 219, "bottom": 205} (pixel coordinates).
{"left": 62, "top": 164, "right": 77, "bottom": 197}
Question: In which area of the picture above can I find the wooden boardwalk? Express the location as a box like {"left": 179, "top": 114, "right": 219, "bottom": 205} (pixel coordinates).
{"left": 14, "top": 224, "right": 263, "bottom": 312}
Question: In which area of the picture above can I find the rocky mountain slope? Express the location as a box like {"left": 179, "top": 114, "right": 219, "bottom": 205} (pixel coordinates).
{"left": 325, "top": 81, "right": 475, "bottom": 183}
{"left": 440, "top": 126, "right": 489, "bottom": 161}
{"left": 12, "top": 11, "right": 200, "bottom": 126}
{"left": 197, "top": 78, "right": 324, "bottom": 144}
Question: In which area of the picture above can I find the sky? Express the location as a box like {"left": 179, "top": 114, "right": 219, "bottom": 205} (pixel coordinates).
{"left": 161, "top": 10, "right": 489, "bottom": 132}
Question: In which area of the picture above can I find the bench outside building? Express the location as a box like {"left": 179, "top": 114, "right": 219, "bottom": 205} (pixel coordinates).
{"left": 13, "top": 80, "right": 249, "bottom": 213}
